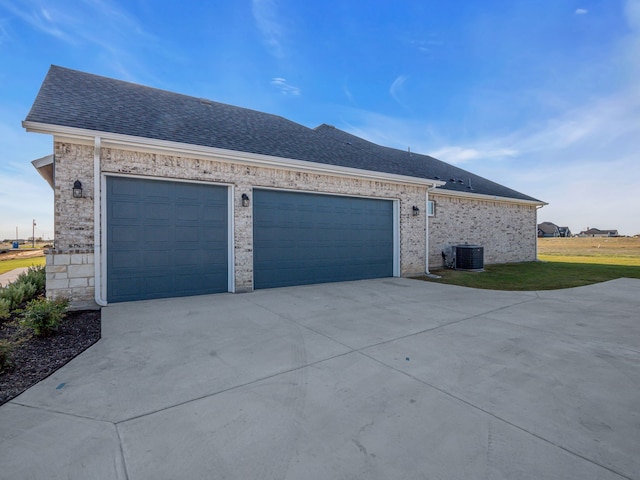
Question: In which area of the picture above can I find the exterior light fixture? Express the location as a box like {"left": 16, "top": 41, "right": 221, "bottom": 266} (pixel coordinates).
{"left": 412, "top": 205, "right": 420, "bottom": 216}
{"left": 241, "top": 193, "right": 250, "bottom": 207}
{"left": 73, "top": 180, "right": 83, "bottom": 198}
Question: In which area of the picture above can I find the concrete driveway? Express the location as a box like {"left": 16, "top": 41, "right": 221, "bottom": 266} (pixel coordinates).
{"left": 1, "top": 277, "right": 639, "bottom": 480}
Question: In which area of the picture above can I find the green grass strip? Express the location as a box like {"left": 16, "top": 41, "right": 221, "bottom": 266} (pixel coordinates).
{"left": 418, "top": 260, "right": 640, "bottom": 291}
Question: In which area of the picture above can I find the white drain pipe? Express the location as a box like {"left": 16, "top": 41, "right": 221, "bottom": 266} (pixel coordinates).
{"left": 94, "top": 136, "right": 107, "bottom": 306}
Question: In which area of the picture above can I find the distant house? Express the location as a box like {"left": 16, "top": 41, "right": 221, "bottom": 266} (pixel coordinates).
{"left": 557, "top": 226, "right": 572, "bottom": 237}
{"left": 578, "top": 228, "right": 619, "bottom": 238}
{"left": 538, "top": 222, "right": 560, "bottom": 237}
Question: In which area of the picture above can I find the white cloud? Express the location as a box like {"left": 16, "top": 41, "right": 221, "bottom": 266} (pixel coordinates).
{"left": 444, "top": 86, "right": 640, "bottom": 235}
{"left": 0, "top": 0, "right": 159, "bottom": 81}
{"left": 389, "top": 74, "right": 409, "bottom": 107}
{"left": 0, "top": 1, "right": 71, "bottom": 41}
{"left": 428, "top": 146, "right": 518, "bottom": 164}
{"left": 252, "top": 0, "right": 286, "bottom": 59}
{"left": 338, "top": 74, "right": 640, "bottom": 235}
{"left": 271, "top": 77, "right": 301, "bottom": 96}
{"left": 575, "top": 8, "right": 588, "bottom": 15}
{"left": 343, "top": 83, "right": 354, "bottom": 103}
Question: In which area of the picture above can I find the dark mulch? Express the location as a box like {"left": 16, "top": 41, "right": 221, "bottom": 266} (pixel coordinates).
{"left": 0, "top": 309, "right": 101, "bottom": 406}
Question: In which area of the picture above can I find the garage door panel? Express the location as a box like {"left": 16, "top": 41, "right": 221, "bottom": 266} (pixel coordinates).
{"left": 254, "top": 190, "right": 393, "bottom": 289}
{"left": 111, "top": 201, "right": 140, "bottom": 220}
{"left": 107, "top": 177, "right": 228, "bottom": 302}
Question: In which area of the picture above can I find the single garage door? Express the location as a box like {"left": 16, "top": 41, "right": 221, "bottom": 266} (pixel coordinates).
{"left": 253, "top": 190, "right": 394, "bottom": 289}
{"left": 107, "top": 177, "right": 228, "bottom": 302}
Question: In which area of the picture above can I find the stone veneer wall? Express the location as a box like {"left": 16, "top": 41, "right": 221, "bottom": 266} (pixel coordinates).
{"left": 50, "top": 140, "right": 429, "bottom": 304}
{"left": 428, "top": 193, "right": 538, "bottom": 269}
{"left": 44, "top": 250, "right": 96, "bottom": 309}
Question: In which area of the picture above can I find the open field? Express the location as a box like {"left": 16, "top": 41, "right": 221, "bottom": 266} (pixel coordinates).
{"left": 0, "top": 257, "right": 46, "bottom": 275}
{"left": 538, "top": 237, "right": 640, "bottom": 266}
{"left": 0, "top": 248, "right": 46, "bottom": 275}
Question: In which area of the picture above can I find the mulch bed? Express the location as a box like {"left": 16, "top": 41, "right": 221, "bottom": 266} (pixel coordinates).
{"left": 0, "top": 309, "right": 101, "bottom": 406}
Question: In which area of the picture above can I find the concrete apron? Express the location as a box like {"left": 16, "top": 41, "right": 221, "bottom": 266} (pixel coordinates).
{"left": 1, "top": 277, "right": 639, "bottom": 480}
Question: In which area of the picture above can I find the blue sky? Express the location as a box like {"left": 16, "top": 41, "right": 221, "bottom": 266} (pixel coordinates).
{"left": 1, "top": 0, "right": 639, "bottom": 240}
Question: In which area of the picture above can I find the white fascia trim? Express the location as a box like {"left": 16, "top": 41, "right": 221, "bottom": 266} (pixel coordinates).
{"left": 23, "top": 122, "right": 446, "bottom": 189}
{"left": 430, "top": 188, "right": 547, "bottom": 207}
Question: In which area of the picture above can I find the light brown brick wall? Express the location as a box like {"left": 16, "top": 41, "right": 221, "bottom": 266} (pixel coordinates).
{"left": 428, "top": 193, "right": 538, "bottom": 269}
{"left": 51, "top": 141, "right": 429, "bottom": 302}
{"left": 49, "top": 141, "right": 538, "bottom": 305}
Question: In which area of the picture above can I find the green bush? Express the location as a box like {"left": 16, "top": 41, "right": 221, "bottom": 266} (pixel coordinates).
{"left": 0, "top": 298, "right": 10, "bottom": 320}
{"left": 0, "top": 265, "right": 45, "bottom": 312}
{"left": 15, "top": 265, "right": 46, "bottom": 293}
{"left": 0, "top": 339, "right": 12, "bottom": 371}
{"left": 20, "top": 297, "right": 69, "bottom": 337}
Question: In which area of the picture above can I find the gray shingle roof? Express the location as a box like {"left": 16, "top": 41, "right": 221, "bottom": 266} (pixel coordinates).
{"left": 26, "top": 65, "right": 541, "bottom": 203}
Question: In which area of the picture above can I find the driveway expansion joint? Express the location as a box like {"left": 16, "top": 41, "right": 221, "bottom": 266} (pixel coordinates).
{"left": 358, "top": 350, "right": 633, "bottom": 480}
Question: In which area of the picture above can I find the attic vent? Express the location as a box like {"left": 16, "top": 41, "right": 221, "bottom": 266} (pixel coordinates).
{"left": 434, "top": 176, "right": 440, "bottom": 180}
{"left": 450, "top": 178, "right": 456, "bottom": 182}
{"left": 345, "top": 142, "right": 352, "bottom": 145}
{"left": 199, "top": 98, "right": 213, "bottom": 106}
{"left": 458, "top": 179, "right": 464, "bottom": 184}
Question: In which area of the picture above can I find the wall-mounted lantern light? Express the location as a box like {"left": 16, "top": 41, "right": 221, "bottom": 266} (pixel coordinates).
{"left": 241, "top": 193, "right": 250, "bottom": 207}
{"left": 73, "top": 180, "right": 83, "bottom": 198}
{"left": 412, "top": 205, "right": 420, "bottom": 216}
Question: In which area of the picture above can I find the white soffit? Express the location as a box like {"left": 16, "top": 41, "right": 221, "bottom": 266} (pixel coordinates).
{"left": 31, "top": 154, "right": 54, "bottom": 189}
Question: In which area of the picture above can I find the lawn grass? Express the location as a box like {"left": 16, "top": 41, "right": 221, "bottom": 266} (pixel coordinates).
{"left": 418, "top": 237, "right": 640, "bottom": 291}
{"left": 419, "top": 261, "right": 640, "bottom": 291}
{"left": 537, "top": 254, "right": 640, "bottom": 266}
{"left": 0, "top": 257, "right": 46, "bottom": 275}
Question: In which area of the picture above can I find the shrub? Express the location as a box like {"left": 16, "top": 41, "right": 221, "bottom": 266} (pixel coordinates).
{"left": 0, "top": 298, "right": 10, "bottom": 320}
{"left": 0, "top": 282, "right": 38, "bottom": 311}
{"left": 0, "top": 265, "right": 45, "bottom": 312}
{"left": 0, "top": 339, "right": 12, "bottom": 371}
{"left": 20, "top": 297, "right": 69, "bottom": 337}
{"left": 16, "top": 265, "right": 46, "bottom": 293}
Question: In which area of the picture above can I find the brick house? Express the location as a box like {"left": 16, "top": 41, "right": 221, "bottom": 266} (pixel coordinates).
{"left": 25, "top": 66, "right": 545, "bottom": 308}
{"left": 578, "top": 228, "right": 619, "bottom": 237}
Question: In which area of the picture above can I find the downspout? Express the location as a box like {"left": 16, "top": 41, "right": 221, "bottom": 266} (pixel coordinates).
{"left": 425, "top": 185, "right": 441, "bottom": 278}
{"left": 94, "top": 136, "right": 107, "bottom": 306}
{"left": 425, "top": 188, "right": 430, "bottom": 274}
{"left": 535, "top": 204, "right": 544, "bottom": 262}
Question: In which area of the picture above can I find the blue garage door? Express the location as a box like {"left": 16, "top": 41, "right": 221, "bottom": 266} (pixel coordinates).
{"left": 107, "top": 177, "right": 228, "bottom": 302}
{"left": 254, "top": 190, "right": 394, "bottom": 289}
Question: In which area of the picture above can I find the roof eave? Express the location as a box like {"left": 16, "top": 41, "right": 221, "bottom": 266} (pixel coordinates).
{"left": 23, "top": 121, "right": 446, "bottom": 189}
{"left": 30, "top": 154, "right": 54, "bottom": 189}
{"left": 430, "top": 185, "right": 547, "bottom": 206}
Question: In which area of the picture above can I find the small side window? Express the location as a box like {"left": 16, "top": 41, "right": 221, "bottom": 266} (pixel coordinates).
{"left": 427, "top": 200, "right": 435, "bottom": 217}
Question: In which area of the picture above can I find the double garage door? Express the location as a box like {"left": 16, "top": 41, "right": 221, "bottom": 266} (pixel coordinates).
{"left": 107, "top": 177, "right": 394, "bottom": 302}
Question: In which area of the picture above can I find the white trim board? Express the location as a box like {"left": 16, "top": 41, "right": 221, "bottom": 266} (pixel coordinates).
{"left": 23, "top": 121, "right": 445, "bottom": 189}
